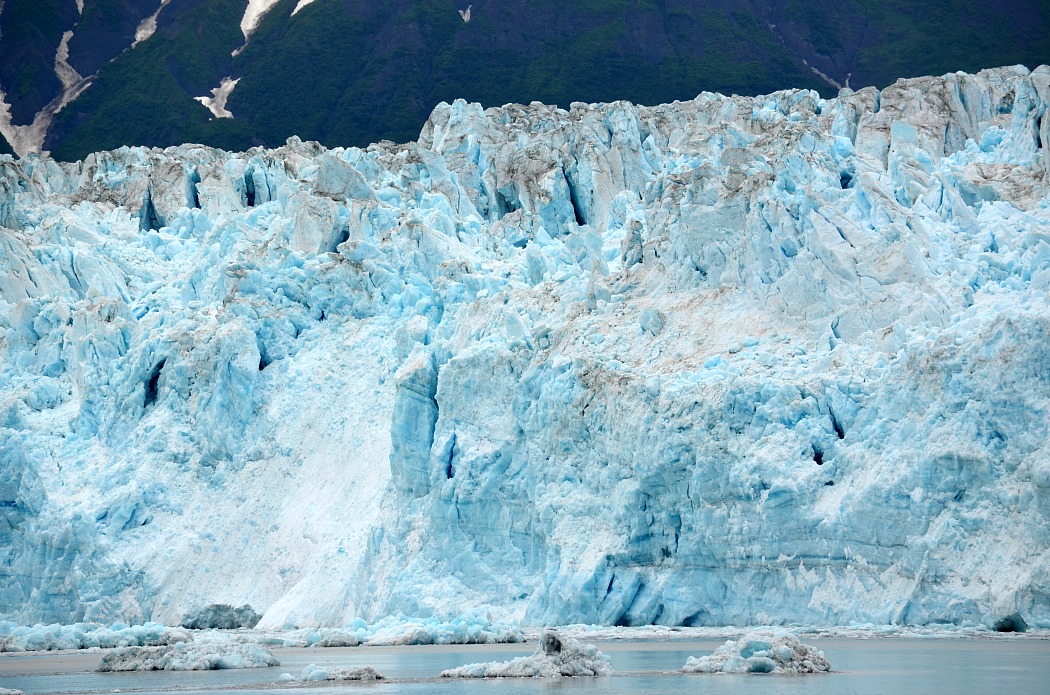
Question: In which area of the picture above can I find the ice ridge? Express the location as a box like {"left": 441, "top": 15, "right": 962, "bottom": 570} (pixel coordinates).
{"left": 1, "top": 65, "right": 1049, "bottom": 630}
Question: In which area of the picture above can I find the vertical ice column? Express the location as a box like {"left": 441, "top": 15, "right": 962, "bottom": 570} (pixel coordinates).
{"left": 390, "top": 348, "right": 438, "bottom": 497}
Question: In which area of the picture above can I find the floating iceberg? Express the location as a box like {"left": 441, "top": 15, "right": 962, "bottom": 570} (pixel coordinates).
{"left": 440, "top": 631, "right": 612, "bottom": 678}
{"left": 682, "top": 631, "right": 830, "bottom": 674}
{"left": 1, "top": 65, "right": 1049, "bottom": 629}
{"left": 301, "top": 663, "right": 383, "bottom": 681}
{"left": 96, "top": 640, "right": 279, "bottom": 671}
{"left": 0, "top": 621, "right": 190, "bottom": 652}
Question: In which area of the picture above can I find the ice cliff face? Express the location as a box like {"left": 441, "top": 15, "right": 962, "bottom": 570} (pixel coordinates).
{"left": 2, "top": 66, "right": 1049, "bottom": 629}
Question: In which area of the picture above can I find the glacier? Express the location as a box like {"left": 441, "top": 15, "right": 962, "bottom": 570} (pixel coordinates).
{"left": 1, "top": 65, "right": 1049, "bottom": 631}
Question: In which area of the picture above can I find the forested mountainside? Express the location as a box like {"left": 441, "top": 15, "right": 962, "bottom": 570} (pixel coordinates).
{"left": 1, "top": 0, "right": 1049, "bottom": 159}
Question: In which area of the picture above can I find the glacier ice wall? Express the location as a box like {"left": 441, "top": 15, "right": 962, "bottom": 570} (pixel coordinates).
{"left": 1, "top": 66, "right": 1049, "bottom": 629}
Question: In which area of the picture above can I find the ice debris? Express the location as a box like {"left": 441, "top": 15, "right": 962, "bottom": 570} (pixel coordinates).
{"left": 682, "top": 631, "right": 830, "bottom": 674}
{"left": 440, "top": 630, "right": 612, "bottom": 678}
{"left": 301, "top": 663, "right": 383, "bottom": 681}
{"left": 0, "top": 621, "right": 190, "bottom": 652}
{"left": 96, "top": 640, "right": 279, "bottom": 671}
{"left": 182, "top": 604, "right": 262, "bottom": 630}
{"left": 278, "top": 615, "right": 524, "bottom": 647}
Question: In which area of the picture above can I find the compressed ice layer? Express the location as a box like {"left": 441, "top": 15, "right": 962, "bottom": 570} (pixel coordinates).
{"left": 181, "top": 604, "right": 262, "bottom": 630}
{"left": 301, "top": 663, "right": 383, "bottom": 681}
{"left": 682, "top": 631, "right": 830, "bottom": 674}
{"left": 1, "top": 65, "right": 1050, "bottom": 629}
{"left": 0, "top": 622, "right": 190, "bottom": 652}
{"left": 440, "top": 631, "right": 611, "bottom": 678}
{"left": 96, "top": 641, "right": 279, "bottom": 671}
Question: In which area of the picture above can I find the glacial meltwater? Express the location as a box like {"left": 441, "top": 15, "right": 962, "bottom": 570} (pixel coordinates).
{"left": 2, "top": 638, "right": 1048, "bottom": 694}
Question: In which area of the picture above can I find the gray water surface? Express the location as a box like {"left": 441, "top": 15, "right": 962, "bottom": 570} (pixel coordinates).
{"left": 2, "top": 638, "right": 1047, "bottom": 694}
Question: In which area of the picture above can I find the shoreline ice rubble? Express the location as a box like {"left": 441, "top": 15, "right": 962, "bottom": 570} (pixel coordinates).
{"left": 1, "top": 615, "right": 523, "bottom": 653}
{"left": 0, "top": 621, "right": 189, "bottom": 652}
{"left": 682, "top": 630, "right": 830, "bottom": 674}
{"left": 2, "top": 65, "right": 1050, "bottom": 630}
{"left": 440, "top": 630, "right": 611, "bottom": 678}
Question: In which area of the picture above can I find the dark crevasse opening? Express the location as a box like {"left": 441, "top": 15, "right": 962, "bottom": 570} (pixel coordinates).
{"left": 244, "top": 168, "right": 257, "bottom": 207}
{"left": 144, "top": 359, "right": 165, "bottom": 408}
{"left": 187, "top": 168, "right": 202, "bottom": 209}
{"left": 829, "top": 409, "right": 845, "bottom": 439}
{"left": 445, "top": 435, "right": 456, "bottom": 479}
{"left": 329, "top": 226, "right": 350, "bottom": 253}
{"left": 813, "top": 447, "right": 824, "bottom": 465}
{"left": 139, "top": 189, "right": 163, "bottom": 231}
{"left": 564, "top": 168, "right": 587, "bottom": 226}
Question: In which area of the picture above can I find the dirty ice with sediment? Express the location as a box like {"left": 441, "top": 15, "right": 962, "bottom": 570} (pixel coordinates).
{"left": 2, "top": 65, "right": 1050, "bottom": 633}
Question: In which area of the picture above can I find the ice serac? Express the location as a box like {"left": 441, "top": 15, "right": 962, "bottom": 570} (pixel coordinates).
{"left": 1, "top": 66, "right": 1049, "bottom": 630}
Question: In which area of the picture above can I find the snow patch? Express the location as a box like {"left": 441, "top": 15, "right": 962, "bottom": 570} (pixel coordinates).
{"left": 55, "top": 31, "right": 83, "bottom": 92}
{"left": 292, "top": 0, "right": 318, "bottom": 17}
{"left": 440, "top": 631, "right": 611, "bottom": 678}
{"left": 682, "top": 631, "right": 830, "bottom": 674}
{"left": 241, "top": 0, "right": 283, "bottom": 38}
{"left": 195, "top": 76, "right": 241, "bottom": 119}
{"left": 134, "top": 0, "right": 173, "bottom": 47}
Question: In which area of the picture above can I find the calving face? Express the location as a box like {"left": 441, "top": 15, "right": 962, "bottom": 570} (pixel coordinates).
{"left": 0, "top": 65, "right": 1048, "bottom": 630}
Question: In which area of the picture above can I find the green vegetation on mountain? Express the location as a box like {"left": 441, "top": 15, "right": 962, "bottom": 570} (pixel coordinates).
{"left": 6, "top": 0, "right": 1047, "bottom": 160}
{"left": 48, "top": 0, "right": 256, "bottom": 160}
{"left": 0, "top": 0, "right": 78, "bottom": 123}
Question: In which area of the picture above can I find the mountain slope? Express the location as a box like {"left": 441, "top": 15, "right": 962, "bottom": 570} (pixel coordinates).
{"left": 2, "top": 1, "right": 1050, "bottom": 159}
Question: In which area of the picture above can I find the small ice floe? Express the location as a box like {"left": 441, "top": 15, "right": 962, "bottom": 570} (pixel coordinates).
{"left": 97, "top": 641, "right": 278, "bottom": 671}
{"left": 682, "top": 631, "right": 830, "bottom": 674}
{"left": 440, "top": 630, "right": 612, "bottom": 678}
{"left": 0, "top": 688, "right": 25, "bottom": 695}
{"left": 301, "top": 663, "right": 383, "bottom": 681}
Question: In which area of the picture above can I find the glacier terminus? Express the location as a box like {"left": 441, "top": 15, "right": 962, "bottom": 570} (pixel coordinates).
{"left": 1, "top": 65, "right": 1049, "bottom": 632}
